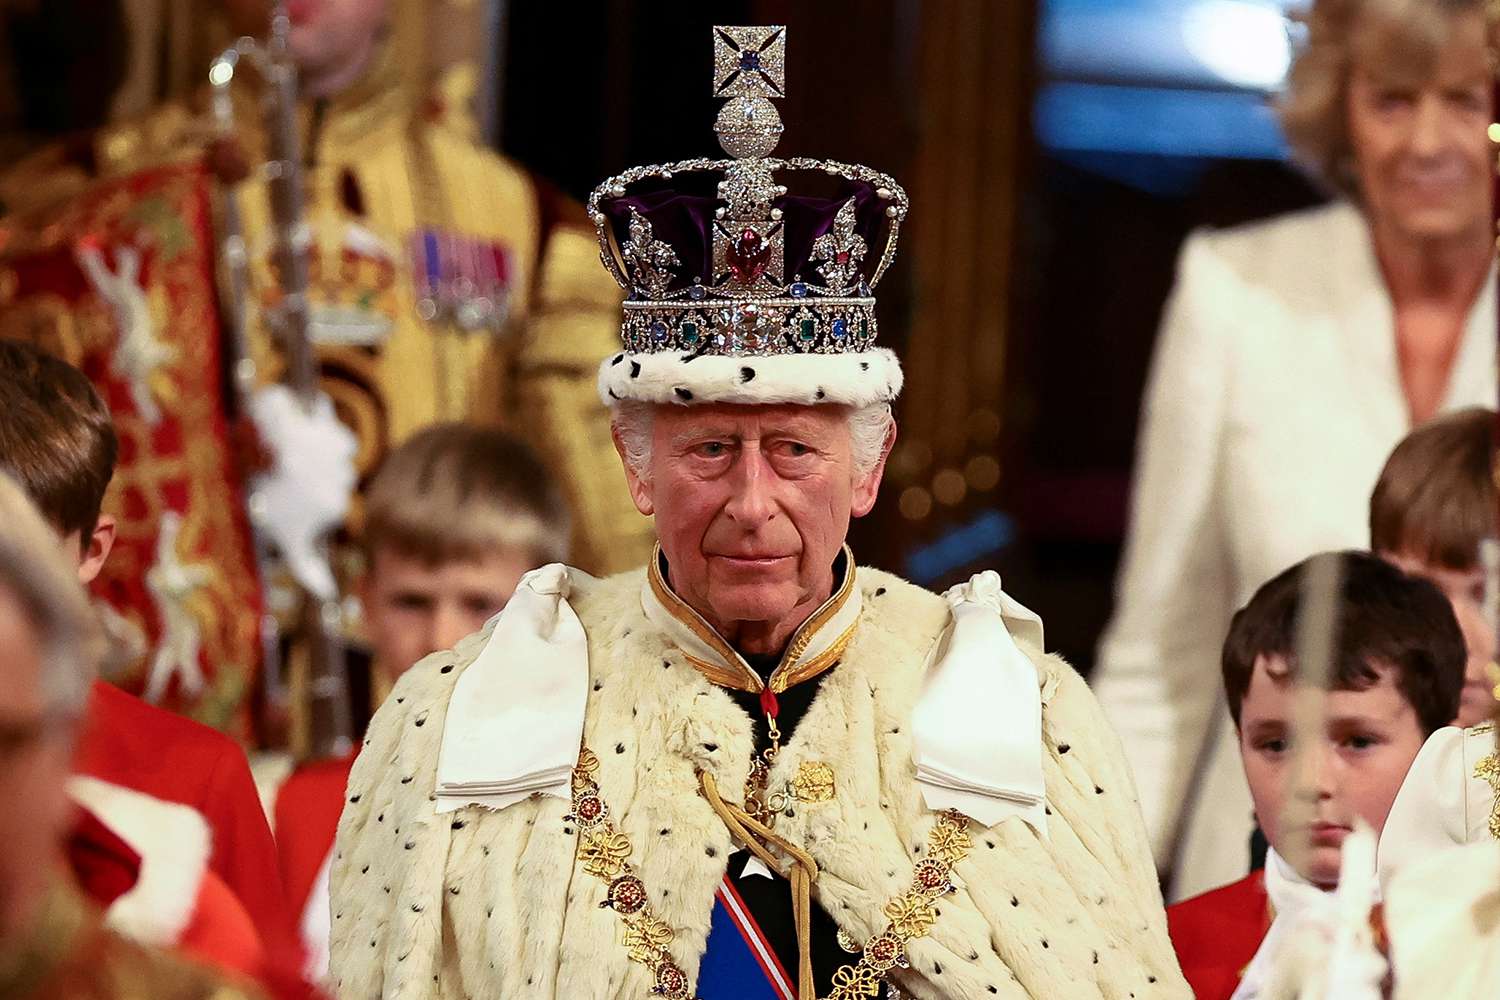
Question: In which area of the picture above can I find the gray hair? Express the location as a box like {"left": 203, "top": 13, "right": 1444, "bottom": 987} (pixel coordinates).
{"left": 612, "top": 400, "right": 894, "bottom": 483}
{"left": 0, "top": 471, "right": 99, "bottom": 720}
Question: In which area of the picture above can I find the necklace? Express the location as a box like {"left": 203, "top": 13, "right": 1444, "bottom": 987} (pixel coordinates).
{"left": 744, "top": 686, "right": 790, "bottom": 827}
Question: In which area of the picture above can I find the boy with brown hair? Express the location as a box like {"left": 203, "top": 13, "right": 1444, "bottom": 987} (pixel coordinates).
{"left": 271, "top": 421, "right": 570, "bottom": 979}
{"left": 1370, "top": 406, "right": 1497, "bottom": 726}
{"left": 0, "top": 338, "right": 119, "bottom": 579}
{"left": 0, "top": 470, "right": 264, "bottom": 1000}
{"left": 1167, "top": 550, "right": 1465, "bottom": 1000}
{"left": 357, "top": 422, "right": 571, "bottom": 690}
{"left": 0, "top": 339, "right": 295, "bottom": 961}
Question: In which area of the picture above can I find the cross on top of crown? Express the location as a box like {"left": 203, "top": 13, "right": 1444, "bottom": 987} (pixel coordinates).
{"left": 713, "top": 26, "right": 786, "bottom": 98}
{"left": 712, "top": 26, "right": 788, "bottom": 162}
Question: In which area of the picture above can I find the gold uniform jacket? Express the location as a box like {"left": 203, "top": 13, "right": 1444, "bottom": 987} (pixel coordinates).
{"left": 1, "top": 61, "right": 652, "bottom": 577}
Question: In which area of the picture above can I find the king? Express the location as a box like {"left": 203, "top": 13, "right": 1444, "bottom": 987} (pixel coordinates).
{"left": 329, "top": 26, "right": 1187, "bottom": 1000}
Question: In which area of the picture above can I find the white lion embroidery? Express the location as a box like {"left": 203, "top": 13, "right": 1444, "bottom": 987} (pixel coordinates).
{"left": 76, "top": 243, "right": 176, "bottom": 426}
{"left": 143, "top": 511, "right": 213, "bottom": 703}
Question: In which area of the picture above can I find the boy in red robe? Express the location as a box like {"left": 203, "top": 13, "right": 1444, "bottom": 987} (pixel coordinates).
{"left": 1166, "top": 551, "right": 1465, "bottom": 999}
{"left": 0, "top": 469, "right": 264, "bottom": 1000}
{"left": 0, "top": 340, "right": 296, "bottom": 961}
{"left": 269, "top": 423, "right": 570, "bottom": 977}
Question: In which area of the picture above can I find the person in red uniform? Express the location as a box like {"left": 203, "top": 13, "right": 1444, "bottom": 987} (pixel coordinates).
{"left": 1166, "top": 867, "right": 1269, "bottom": 999}
{"left": 0, "top": 340, "right": 296, "bottom": 960}
{"left": 71, "top": 682, "right": 290, "bottom": 947}
{"left": 270, "top": 422, "right": 570, "bottom": 978}
{"left": 67, "top": 788, "right": 267, "bottom": 979}
{"left": 0, "top": 468, "right": 265, "bottom": 1000}
{"left": 1166, "top": 552, "right": 1465, "bottom": 999}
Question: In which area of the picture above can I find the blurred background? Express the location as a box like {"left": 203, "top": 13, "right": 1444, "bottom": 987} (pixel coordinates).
{"left": 0, "top": 0, "right": 1327, "bottom": 675}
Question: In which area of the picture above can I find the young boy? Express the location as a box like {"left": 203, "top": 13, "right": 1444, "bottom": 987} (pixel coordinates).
{"left": 0, "top": 340, "right": 295, "bottom": 960}
{"left": 271, "top": 421, "right": 570, "bottom": 978}
{"left": 1166, "top": 550, "right": 1465, "bottom": 1000}
{"left": 0, "top": 471, "right": 261, "bottom": 1000}
{"left": 356, "top": 422, "right": 571, "bottom": 695}
{"left": 1370, "top": 406, "right": 1498, "bottom": 726}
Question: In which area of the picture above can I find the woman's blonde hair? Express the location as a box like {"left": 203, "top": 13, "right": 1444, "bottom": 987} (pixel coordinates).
{"left": 1278, "top": 0, "right": 1487, "bottom": 196}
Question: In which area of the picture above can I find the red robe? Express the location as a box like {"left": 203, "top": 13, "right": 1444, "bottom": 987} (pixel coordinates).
{"left": 1166, "top": 870, "right": 1270, "bottom": 1000}
{"left": 272, "top": 750, "right": 358, "bottom": 932}
{"left": 73, "top": 680, "right": 295, "bottom": 957}
{"left": 67, "top": 802, "right": 266, "bottom": 978}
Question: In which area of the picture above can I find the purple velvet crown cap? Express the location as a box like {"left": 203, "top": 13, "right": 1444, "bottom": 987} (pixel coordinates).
{"left": 599, "top": 171, "right": 887, "bottom": 297}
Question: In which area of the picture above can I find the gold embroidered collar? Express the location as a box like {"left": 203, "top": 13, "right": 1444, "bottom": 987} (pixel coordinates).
{"left": 642, "top": 545, "right": 862, "bottom": 695}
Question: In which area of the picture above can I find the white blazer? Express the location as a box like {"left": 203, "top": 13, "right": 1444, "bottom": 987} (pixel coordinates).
{"left": 1091, "top": 201, "right": 1497, "bottom": 901}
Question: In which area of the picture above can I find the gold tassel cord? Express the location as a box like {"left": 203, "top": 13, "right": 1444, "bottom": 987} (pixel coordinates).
{"left": 698, "top": 768, "right": 819, "bottom": 1000}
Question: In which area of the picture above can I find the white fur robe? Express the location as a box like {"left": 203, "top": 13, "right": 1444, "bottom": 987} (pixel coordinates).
{"left": 328, "top": 566, "right": 1189, "bottom": 998}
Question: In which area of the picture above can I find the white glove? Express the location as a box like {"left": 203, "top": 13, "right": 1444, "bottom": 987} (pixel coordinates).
{"left": 246, "top": 384, "right": 357, "bottom": 601}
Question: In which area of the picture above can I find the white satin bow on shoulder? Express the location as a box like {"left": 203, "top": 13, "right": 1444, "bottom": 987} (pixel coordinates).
{"left": 435, "top": 564, "right": 588, "bottom": 813}
{"left": 912, "top": 570, "right": 1049, "bottom": 834}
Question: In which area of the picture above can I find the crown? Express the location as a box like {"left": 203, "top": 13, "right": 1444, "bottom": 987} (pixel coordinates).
{"left": 588, "top": 26, "right": 908, "bottom": 407}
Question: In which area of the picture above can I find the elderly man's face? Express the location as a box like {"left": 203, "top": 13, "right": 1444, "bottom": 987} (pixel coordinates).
{"left": 0, "top": 585, "right": 75, "bottom": 937}
{"left": 620, "top": 404, "right": 889, "bottom": 653}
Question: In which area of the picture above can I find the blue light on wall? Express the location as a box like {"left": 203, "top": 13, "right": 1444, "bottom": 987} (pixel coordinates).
{"left": 905, "top": 511, "right": 1016, "bottom": 586}
{"left": 1037, "top": 0, "right": 1303, "bottom": 162}
{"left": 1035, "top": 82, "right": 1289, "bottom": 161}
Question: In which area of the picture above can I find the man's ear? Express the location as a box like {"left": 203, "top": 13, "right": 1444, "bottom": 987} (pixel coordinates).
{"left": 355, "top": 555, "right": 375, "bottom": 614}
{"left": 851, "top": 418, "right": 897, "bottom": 518}
{"left": 76, "top": 514, "right": 115, "bottom": 586}
{"left": 611, "top": 423, "right": 655, "bottom": 517}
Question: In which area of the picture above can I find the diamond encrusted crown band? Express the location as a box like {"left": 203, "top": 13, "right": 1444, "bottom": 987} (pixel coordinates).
{"left": 588, "top": 26, "right": 908, "bottom": 362}
{"left": 618, "top": 294, "right": 878, "bottom": 358}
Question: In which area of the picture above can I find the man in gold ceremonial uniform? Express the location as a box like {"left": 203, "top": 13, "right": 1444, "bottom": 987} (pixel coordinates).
{"left": 0, "top": 0, "right": 652, "bottom": 578}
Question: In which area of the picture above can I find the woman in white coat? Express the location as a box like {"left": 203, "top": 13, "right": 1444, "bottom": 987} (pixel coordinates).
{"left": 1092, "top": 0, "right": 1498, "bottom": 902}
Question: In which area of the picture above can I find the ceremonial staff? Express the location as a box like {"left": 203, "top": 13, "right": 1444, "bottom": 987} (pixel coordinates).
{"left": 209, "top": 3, "right": 355, "bottom": 759}
{"left": 1484, "top": 16, "right": 1500, "bottom": 902}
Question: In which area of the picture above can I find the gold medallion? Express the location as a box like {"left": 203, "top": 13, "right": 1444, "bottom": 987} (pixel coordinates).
{"left": 792, "top": 760, "right": 836, "bottom": 803}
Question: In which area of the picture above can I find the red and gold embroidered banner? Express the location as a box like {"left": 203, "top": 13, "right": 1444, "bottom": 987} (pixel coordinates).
{"left": 0, "top": 161, "right": 262, "bottom": 739}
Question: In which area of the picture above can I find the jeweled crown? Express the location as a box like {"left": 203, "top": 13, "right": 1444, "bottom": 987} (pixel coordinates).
{"left": 588, "top": 25, "right": 908, "bottom": 360}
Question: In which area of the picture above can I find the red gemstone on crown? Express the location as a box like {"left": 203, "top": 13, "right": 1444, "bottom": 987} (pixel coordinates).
{"left": 727, "top": 228, "right": 772, "bottom": 284}
{"left": 834, "top": 250, "right": 851, "bottom": 265}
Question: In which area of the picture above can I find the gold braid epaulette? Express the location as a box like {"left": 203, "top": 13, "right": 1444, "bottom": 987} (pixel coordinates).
{"left": 828, "top": 810, "right": 974, "bottom": 1000}
{"left": 567, "top": 747, "right": 700, "bottom": 1000}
